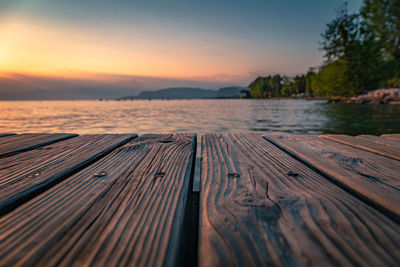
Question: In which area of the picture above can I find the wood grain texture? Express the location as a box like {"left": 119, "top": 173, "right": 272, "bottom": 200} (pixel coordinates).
{"left": 381, "top": 133, "right": 400, "bottom": 141}
{"left": 0, "top": 134, "right": 196, "bottom": 267}
{"left": 0, "top": 134, "right": 136, "bottom": 214}
{"left": 0, "top": 133, "right": 77, "bottom": 158}
{"left": 321, "top": 134, "right": 400, "bottom": 160}
{"left": 264, "top": 134, "right": 400, "bottom": 222}
{"left": 200, "top": 133, "right": 400, "bottom": 267}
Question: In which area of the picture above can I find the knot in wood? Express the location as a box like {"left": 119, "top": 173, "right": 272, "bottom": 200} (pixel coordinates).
{"left": 28, "top": 172, "right": 41, "bottom": 178}
{"left": 93, "top": 171, "right": 107, "bottom": 178}
{"left": 228, "top": 172, "right": 240, "bottom": 179}
{"left": 287, "top": 171, "right": 299, "bottom": 177}
{"left": 155, "top": 171, "right": 165, "bottom": 178}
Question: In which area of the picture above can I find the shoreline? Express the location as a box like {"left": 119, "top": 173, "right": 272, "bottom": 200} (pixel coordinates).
{"left": 327, "top": 88, "right": 400, "bottom": 104}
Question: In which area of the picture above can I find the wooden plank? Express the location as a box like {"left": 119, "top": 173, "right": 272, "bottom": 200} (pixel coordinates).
{"left": 358, "top": 134, "right": 400, "bottom": 147}
{"left": 0, "top": 134, "right": 137, "bottom": 215}
{"left": 264, "top": 134, "right": 400, "bottom": 222}
{"left": 200, "top": 133, "right": 400, "bottom": 266}
{"left": 0, "top": 133, "right": 77, "bottom": 158}
{"left": 0, "top": 133, "right": 16, "bottom": 138}
{"left": 0, "top": 134, "right": 196, "bottom": 267}
{"left": 321, "top": 134, "right": 400, "bottom": 160}
{"left": 381, "top": 133, "right": 400, "bottom": 141}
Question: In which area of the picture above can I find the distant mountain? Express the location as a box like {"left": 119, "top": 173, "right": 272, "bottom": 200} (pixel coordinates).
{"left": 128, "top": 87, "right": 216, "bottom": 99}
{"left": 216, "top": 87, "right": 246, "bottom": 98}
{"left": 0, "top": 73, "right": 142, "bottom": 100}
{"left": 120, "top": 86, "right": 249, "bottom": 100}
{"left": 0, "top": 72, "right": 246, "bottom": 100}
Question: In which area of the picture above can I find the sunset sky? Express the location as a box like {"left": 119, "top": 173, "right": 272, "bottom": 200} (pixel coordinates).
{"left": 0, "top": 0, "right": 362, "bottom": 87}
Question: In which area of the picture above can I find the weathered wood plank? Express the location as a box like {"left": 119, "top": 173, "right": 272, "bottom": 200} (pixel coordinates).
{"left": 0, "top": 134, "right": 195, "bottom": 267}
{"left": 321, "top": 134, "right": 400, "bottom": 160}
{"left": 381, "top": 133, "right": 400, "bottom": 141}
{"left": 264, "top": 134, "right": 400, "bottom": 222}
{"left": 200, "top": 133, "right": 400, "bottom": 266}
{"left": 0, "top": 134, "right": 136, "bottom": 215}
{"left": 0, "top": 133, "right": 77, "bottom": 158}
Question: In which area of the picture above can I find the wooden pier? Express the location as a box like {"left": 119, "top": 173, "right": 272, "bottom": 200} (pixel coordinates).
{"left": 0, "top": 133, "right": 399, "bottom": 266}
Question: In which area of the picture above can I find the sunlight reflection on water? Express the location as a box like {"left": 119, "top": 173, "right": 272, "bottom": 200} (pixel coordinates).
{"left": 0, "top": 99, "right": 399, "bottom": 135}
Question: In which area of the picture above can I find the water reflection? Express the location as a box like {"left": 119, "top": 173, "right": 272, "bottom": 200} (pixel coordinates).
{"left": 321, "top": 103, "right": 400, "bottom": 135}
{"left": 0, "top": 99, "right": 398, "bottom": 135}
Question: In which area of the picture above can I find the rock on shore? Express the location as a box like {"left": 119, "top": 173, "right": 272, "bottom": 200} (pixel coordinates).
{"left": 330, "top": 88, "right": 400, "bottom": 104}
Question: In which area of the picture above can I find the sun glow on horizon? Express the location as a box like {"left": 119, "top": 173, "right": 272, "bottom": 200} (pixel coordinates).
{"left": 0, "top": 0, "right": 364, "bottom": 85}
{"left": 0, "top": 19, "right": 261, "bottom": 82}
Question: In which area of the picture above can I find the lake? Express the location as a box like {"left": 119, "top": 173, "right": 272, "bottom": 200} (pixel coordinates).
{"left": 0, "top": 99, "right": 399, "bottom": 135}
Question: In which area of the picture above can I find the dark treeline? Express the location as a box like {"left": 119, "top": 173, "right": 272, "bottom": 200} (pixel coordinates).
{"left": 248, "top": 75, "right": 307, "bottom": 98}
{"left": 249, "top": 0, "right": 400, "bottom": 98}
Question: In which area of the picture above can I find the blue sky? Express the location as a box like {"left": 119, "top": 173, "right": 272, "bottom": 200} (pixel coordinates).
{"left": 0, "top": 0, "right": 363, "bottom": 86}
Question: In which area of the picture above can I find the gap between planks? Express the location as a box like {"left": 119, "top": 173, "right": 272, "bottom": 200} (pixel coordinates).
{"left": 0, "top": 134, "right": 17, "bottom": 138}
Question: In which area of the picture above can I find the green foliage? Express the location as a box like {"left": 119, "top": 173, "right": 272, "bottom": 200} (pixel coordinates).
{"left": 320, "top": 3, "right": 362, "bottom": 63}
{"left": 294, "top": 75, "right": 306, "bottom": 94}
{"left": 248, "top": 74, "right": 307, "bottom": 98}
{"left": 306, "top": 69, "right": 316, "bottom": 96}
{"left": 281, "top": 76, "right": 295, "bottom": 96}
{"left": 311, "top": 61, "right": 349, "bottom": 96}
{"left": 249, "top": 77, "right": 268, "bottom": 98}
{"left": 385, "top": 77, "right": 400, "bottom": 87}
{"left": 269, "top": 75, "right": 282, "bottom": 97}
{"left": 280, "top": 75, "right": 306, "bottom": 96}
{"left": 361, "top": 0, "right": 400, "bottom": 74}
{"left": 317, "top": 2, "right": 391, "bottom": 96}
{"left": 248, "top": 75, "right": 282, "bottom": 98}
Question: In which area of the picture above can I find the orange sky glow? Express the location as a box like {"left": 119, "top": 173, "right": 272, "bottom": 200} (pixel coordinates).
{"left": 0, "top": 0, "right": 363, "bottom": 87}
{"left": 0, "top": 19, "right": 260, "bottom": 83}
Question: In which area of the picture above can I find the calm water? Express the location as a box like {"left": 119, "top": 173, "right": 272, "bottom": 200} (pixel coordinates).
{"left": 0, "top": 99, "right": 399, "bottom": 135}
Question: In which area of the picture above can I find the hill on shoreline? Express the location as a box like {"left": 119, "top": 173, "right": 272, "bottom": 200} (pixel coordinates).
{"left": 0, "top": 72, "right": 245, "bottom": 100}
{"left": 120, "top": 86, "right": 248, "bottom": 100}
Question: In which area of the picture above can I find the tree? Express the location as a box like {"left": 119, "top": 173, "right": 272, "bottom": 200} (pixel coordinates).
{"left": 281, "top": 76, "right": 295, "bottom": 96}
{"left": 311, "top": 61, "right": 349, "bottom": 96}
{"left": 361, "top": 0, "right": 400, "bottom": 77}
{"left": 248, "top": 75, "right": 283, "bottom": 98}
{"left": 320, "top": 2, "right": 386, "bottom": 95}
{"left": 249, "top": 77, "right": 268, "bottom": 98}
{"left": 269, "top": 75, "right": 282, "bottom": 97}
{"left": 321, "top": 3, "right": 362, "bottom": 63}
{"left": 306, "top": 68, "right": 316, "bottom": 96}
{"left": 294, "top": 75, "right": 306, "bottom": 94}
